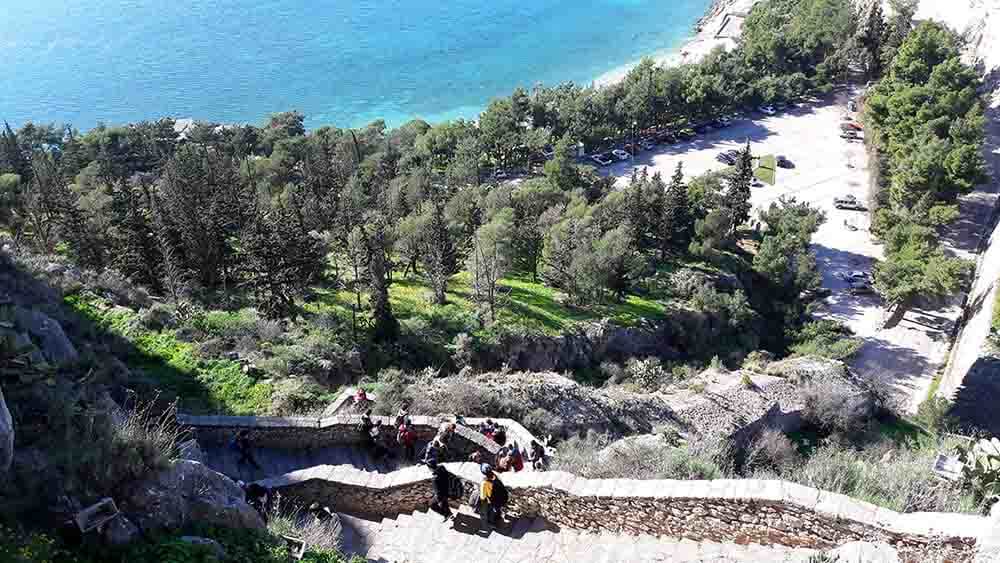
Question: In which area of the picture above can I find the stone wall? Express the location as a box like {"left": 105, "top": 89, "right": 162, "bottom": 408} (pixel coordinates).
{"left": 178, "top": 413, "right": 502, "bottom": 460}
{"left": 256, "top": 462, "right": 989, "bottom": 561}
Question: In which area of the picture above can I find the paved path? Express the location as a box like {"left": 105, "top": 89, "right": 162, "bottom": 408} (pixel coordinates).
{"left": 338, "top": 507, "right": 822, "bottom": 563}
{"left": 200, "top": 442, "right": 422, "bottom": 483}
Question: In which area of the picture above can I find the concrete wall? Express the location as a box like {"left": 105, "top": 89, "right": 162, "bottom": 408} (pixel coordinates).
{"left": 256, "top": 462, "right": 989, "bottom": 561}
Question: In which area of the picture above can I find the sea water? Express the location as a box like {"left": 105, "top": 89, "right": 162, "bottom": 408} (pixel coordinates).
{"left": 1, "top": 0, "right": 710, "bottom": 131}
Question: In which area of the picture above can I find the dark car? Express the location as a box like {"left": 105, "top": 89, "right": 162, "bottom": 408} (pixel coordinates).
{"left": 693, "top": 123, "right": 713, "bottom": 134}
{"left": 776, "top": 155, "right": 793, "bottom": 168}
{"left": 716, "top": 153, "right": 735, "bottom": 165}
{"left": 848, "top": 280, "right": 875, "bottom": 295}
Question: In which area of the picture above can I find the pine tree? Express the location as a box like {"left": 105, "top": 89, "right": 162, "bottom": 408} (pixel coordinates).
{"left": 0, "top": 122, "right": 30, "bottom": 181}
{"left": 361, "top": 216, "right": 400, "bottom": 342}
{"left": 423, "top": 198, "right": 457, "bottom": 305}
{"left": 860, "top": 0, "right": 886, "bottom": 79}
{"left": 663, "top": 162, "right": 694, "bottom": 253}
{"left": 725, "top": 139, "right": 754, "bottom": 236}
{"left": 240, "top": 204, "right": 325, "bottom": 320}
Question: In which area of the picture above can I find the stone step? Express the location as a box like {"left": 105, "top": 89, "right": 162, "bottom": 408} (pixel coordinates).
{"left": 348, "top": 507, "right": 824, "bottom": 563}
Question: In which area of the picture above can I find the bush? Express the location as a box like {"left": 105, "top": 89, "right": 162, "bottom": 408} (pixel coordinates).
{"left": 799, "top": 379, "right": 875, "bottom": 439}
{"left": 553, "top": 431, "right": 729, "bottom": 481}
{"left": 624, "top": 357, "right": 671, "bottom": 391}
{"left": 522, "top": 407, "right": 566, "bottom": 439}
{"left": 789, "top": 320, "right": 862, "bottom": 361}
{"left": 745, "top": 428, "right": 800, "bottom": 472}
{"left": 761, "top": 438, "right": 977, "bottom": 513}
{"left": 915, "top": 395, "right": 956, "bottom": 434}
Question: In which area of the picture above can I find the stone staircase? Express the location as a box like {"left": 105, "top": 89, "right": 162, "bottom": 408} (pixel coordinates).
{"left": 337, "top": 508, "right": 822, "bottom": 563}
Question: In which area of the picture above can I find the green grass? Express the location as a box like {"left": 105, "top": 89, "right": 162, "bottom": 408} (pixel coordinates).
{"left": 65, "top": 293, "right": 273, "bottom": 414}
{"left": 755, "top": 154, "right": 776, "bottom": 185}
{"left": 307, "top": 270, "right": 669, "bottom": 337}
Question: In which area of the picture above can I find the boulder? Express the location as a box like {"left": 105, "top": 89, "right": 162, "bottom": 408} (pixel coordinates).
{"left": 102, "top": 514, "right": 141, "bottom": 546}
{"left": 11, "top": 307, "right": 78, "bottom": 365}
{"left": 0, "top": 386, "right": 12, "bottom": 475}
{"left": 180, "top": 536, "right": 227, "bottom": 560}
{"left": 117, "top": 460, "right": 264, "bottom": 534}
{"left": 765, "top": 356, "right": 849, "bottom": 383}
{"left": 177, "top": 439, "right": 206, "bottom": 464}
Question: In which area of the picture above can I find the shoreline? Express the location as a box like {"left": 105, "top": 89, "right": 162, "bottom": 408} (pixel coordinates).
{"left": 593, "top": 0, "right": 759, "bottom": 88}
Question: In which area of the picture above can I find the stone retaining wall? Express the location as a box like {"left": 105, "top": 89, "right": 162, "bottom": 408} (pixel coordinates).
{"left": 178, "top": 413, "right": 501, "bottom": 460}
{"left": 256, "top": 462, "right": 988, "bottom": 561}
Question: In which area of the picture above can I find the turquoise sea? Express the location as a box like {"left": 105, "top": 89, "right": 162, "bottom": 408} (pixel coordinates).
{"left": 1, "top": 0, "right": 710, "bottom": 131}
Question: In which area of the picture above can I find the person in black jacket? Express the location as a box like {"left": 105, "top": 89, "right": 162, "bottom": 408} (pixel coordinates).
{"left": 429, "top": 465, "right": 454, "bottom": 520}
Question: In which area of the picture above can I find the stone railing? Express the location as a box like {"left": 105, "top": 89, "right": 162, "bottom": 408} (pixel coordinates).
{"left": 256, "top": 462, "right": 990, "bottom": 561}
{"left": 177, "top": 413, "right": 501, "bottom": 461}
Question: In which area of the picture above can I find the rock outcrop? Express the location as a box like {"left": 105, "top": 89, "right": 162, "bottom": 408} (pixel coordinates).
{"left": 0, "top": 386, "right": 12, "bottom": 476}
{"left": 117, "top": 460, "right": 264, "bottom": 534}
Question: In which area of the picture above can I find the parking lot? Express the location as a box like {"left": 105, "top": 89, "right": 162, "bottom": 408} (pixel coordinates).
{"left": 603, "top": 88, "right": 967, "bottom": 411}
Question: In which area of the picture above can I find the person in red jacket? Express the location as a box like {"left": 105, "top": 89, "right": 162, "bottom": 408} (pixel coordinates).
{"left": 396, "top": 418, "right": 417, "bottom": 462}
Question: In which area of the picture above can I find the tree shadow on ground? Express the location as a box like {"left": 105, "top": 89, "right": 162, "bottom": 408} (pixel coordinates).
{"left": 949, "top": 356, "right": 1000, "bottom": 436}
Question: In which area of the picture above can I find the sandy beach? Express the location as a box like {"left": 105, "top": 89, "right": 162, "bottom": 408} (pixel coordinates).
{"left": 594, "top": 0, "right": 761, "bottom": 87}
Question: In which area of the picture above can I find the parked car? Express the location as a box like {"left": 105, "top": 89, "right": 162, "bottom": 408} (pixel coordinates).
{"left": 840, "top": 122, "right": 863, "bottom": 132}
{"left": 541, "top": 145, "right": 555, "bottom": 159}
{"left": 840, "top": 131, "right": 861, "bottom": 140}
{"left": 656, "top": 131, "right": 677, "bottom": 144}
{"left": 833, "top": 195, "right": 866, "bottom": 210}
{"left": 493, "top": 169, "right": 508, "bottom": 180}
{"left": 848, "top": 280, "right": 875, "bottom": 295}
{"left": 776, "top": 155, "right": 793, "bottom": 168}
{"left": 611, "top": 149, "right": 631, "bottom": 161}
{"left": 713, "top": 116, "right": 733, "bottom": 128}
{"left": 839, "top": 270, "right": 872, "bottom": 283}
{"left": 676, "top": 129, "right": 695, "bottom": 141}
{"left": 641, "top": 139, "right": 656, "bottom": 150}
{"left": 590, "top": 153, "right": 613, "bottom": 166}
{"left": 716, "top": 152, "right": 736, "bottom": 165}
{"left": 759, "top": 105, "right": 776, "bottom": 115}
{"left": 623, "top": 143, "right": 639, "bottom": 154}
{"left": 773, "top": 102, "right": 787, "bottom": 111}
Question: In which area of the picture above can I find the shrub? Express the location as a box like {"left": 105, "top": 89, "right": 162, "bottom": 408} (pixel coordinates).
{"left": 522, "top": 407, "right": 566, "bottom": 439}
{"left": 139, "top": 303, "right": 176, "bottom": 331}
{"left": 599, "top": 361, "right": 627, "bottom": 385}
{"left": 624, "top": 357, "right": 670, "bottom": 391}
{"left": 763, "top": 439, "right": 977, "bottom": 513}
{"left": 553, "top": 431, "right": 728, "bottom": 481}
{"left": 915, "top": 395, "right": 956, "bottom": 434}
{"left": 799, "top": 379, "right": 875, "bottom": 439}
{"left": 745, "top": 428, "right": 800, "bottom": 472}
{"left": 789, "top": 320, "right": 862, "bottom": 361}
{"left": 740, "top": 350, "right": 773, "bottom": 373}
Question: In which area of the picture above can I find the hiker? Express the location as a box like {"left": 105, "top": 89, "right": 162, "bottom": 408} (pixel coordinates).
{"left": 245, "top": 483, "right": 271, "bottom": 521}
{"left": 529, "top": 439, "right": 548, "bottom": 471}
{"left": 358, "top": 410, "right": 375, "bottom": 451}
{"left": 393, "top": 406, "right": 408, "bottom": 428}
{"left": 479, "top": 419, "right": 496, "bottom": 440}
{"left": 422, "top": 438, "right": 443, "bottom": 467}
{"left": 354, "top": 388, "right": 372, "bottom": 411}
{"left": 308, "top": 502, "right": 334, "bottom": 522}
{"left": 232, "top": 429, "right": 260, "bottom": 469}
{"left": 429, "top": 464, "right": 454, "bottom": 520}
{"left": 477, "top": 464, "right": 508, "bottom": 526}
{"left": 508, "top": 442, "right": 525, "bottom": 473}
{"left": 397, "top": 418, "right": 417, "bottom": 461}
{"left": 435, "top": 421, "right": 457, "bottom": 447}
{"left": 370, "top": 419, "right": 390, "bottom": 462}
{"left": 492, "top": 425, "right": 507, "bottom": 447}
{"left": 495, "top": 446, "right": 511, "bottom": 472}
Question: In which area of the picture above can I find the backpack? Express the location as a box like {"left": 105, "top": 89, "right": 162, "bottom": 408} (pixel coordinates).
{"left": 492, "top": 479, "right": 509, "bottom": 507}
{"left": 467, "top": 487, "right": 480, "bottom": 509}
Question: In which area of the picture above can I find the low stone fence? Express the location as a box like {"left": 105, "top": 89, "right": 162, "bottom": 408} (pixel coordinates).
{"left": 257, "top": 462, "right": 989, "bottom": 561}
{"left": 177, "top": 413, "right": 500, "bottom": 461}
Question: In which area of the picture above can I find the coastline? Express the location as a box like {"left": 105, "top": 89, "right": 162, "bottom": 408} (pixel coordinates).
{"left": 593, "top": 0, "right": 760, "bottom": 87}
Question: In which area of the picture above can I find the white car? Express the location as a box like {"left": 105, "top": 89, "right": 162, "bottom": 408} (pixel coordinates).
{"left": 759, "top": 105, "right": 776, "bottom": 116}
{"left": 611, "top": 149, "right": 631, "bottom": 161}
{"left": 840, "top": 270, "right": 871, "bottom": 283}
{"left": 590, "top": 154, "right": 613, "bottom": 166}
